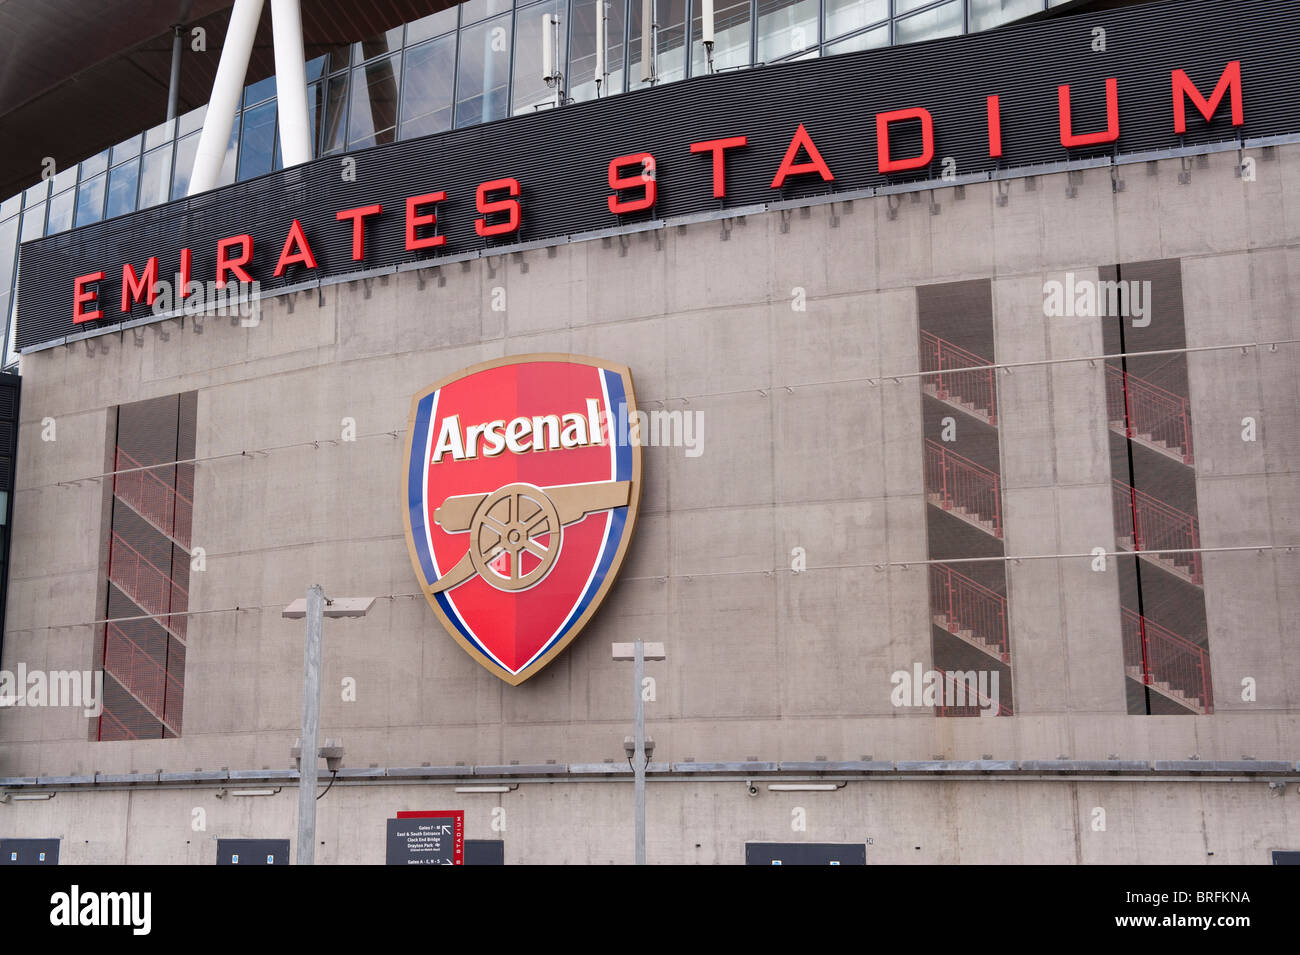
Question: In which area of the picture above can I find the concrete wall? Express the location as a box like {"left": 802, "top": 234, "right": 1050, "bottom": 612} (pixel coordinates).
{"left": 2, "top": 143, "right": 1298, "bottom": 862}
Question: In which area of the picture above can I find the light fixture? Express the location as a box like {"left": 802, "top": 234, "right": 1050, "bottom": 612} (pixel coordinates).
{"left": 229, "top": 788, "right": 279, "bottom": 797}
{"left": 767, "top": 783, "right": 842, "bottom": 792}
{"left": 3, "top": 792, "right": 55, "bottom": 801}
{"left": 455, "top": 786, "right": 514, "bottom": 794}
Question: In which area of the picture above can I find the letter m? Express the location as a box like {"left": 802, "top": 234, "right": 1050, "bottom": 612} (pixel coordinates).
{"left": 948, "top": 670, "right": 978, "bottom": 707}
{"left": 1172, "top": 61, "right": 1243, "bottom": 134}
{"left": 101, "top": 892, "right": 129, "bottom": 925}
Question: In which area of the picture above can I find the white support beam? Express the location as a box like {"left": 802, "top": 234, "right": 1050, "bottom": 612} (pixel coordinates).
{"left": 188, "top": 0, "right": 265, "bottom": 196}
{"left": 270, "top": 0, "right": 313, "bottom": 168}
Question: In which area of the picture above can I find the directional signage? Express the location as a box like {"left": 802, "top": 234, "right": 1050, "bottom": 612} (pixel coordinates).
{"left": 386, "top": 810, "right": 465, "bottom": 865}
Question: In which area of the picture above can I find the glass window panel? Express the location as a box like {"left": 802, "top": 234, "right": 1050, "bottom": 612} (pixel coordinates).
{"left": 144, "top": 119, "right": 175, "bottom": 151}
{"left": 106, "top": 157, "right": 140, "bottom": 219}
{"left": 969, "top": 0, "right": 1043, "bottom": 31}
{"left": 244, "top": 74, "right": 277, "bottom": 107}
{"left": 3, "top": 293, "right": 15, "bottom": 369}
{"left": 691, "top": 0, "right": 751, "bottom": 76}
{"left": 570, "top": 0, "right": 626, "bottom": 102}
{"left": 456, "top": 14, "right": 512, "bottom": 127}
{"left": 462, "top": 0, "right": 512, "bottom": 25}
{"left": 21, "top": 203, "right": 46, "bottom": 241}
{"left": 895, "top": 0, "right": 935, "bottom": 12}
{"left": 400, "top": 36, "right": 456, "bottom": 139}
{"left": 825, "top": 22, "right": 889, "bottom": 53}
{"left": 322, "top": 73, "right": 350, "bottom": 153}
{"left": 171, "top": 132, "right": 201, "bottom": 200}
{"left": 824, "top": 0, "right": 887, "bottom": 41}
{"left": 46, "top": 188, "right": 75, "bottom": 234}
{"left": 326, "top": 43, "right": 351, "bottom": 72}
{"left": 513, "top": 2, "right": 568, "bottom": 115}
{"left": 238, "top": 100, "right": 277, "bottom": 180}
{"left": 51, "top": 166, "right": 77, "bottom": 194}
{"left": 24, "top": 180, "right": 49, "bottom": 207}
{"left": 0, "top": 195, "right": 20, "bottom": 220}
{"left": 407, "top": 8, "right": 459, "bottom": 45}
{"left": 138, "top": 144, "right": 173, "bottom": 208}
{"left": 0, "top": 216, "right": 19, "bottom": 287}
{"left": 112, "top": 133, "right": 143, "bottom": 166}
{"left": 656, "top": 0, "right": 688, "bottom": 84}
{"left": 218, "top": 115, "right": 240, "bottom": 186}
{"left": 306, "top": 54, "right": 327, "bottom": 81}
{"left": 178, "top": 104, "right": 207, "bottom": 137}
{"left": 630, "top": 0, "right": 688, "bottom": 86}
{"left": 348, "top": 53, "right": 401, "bottom": 147}
{"left": 895, "top": 1, "right": 963, "bottom": 44}
{"left": 74, "top": 174, "right": 107, "bottom": 227}
{"left": 757, "top": 0, "right": 819, "bottom": 64}
{"left": 80, "top": 149, "right": 110, "bottom": 180}
{"left": 354, "top": 26, "right": 404, "bottom": 63}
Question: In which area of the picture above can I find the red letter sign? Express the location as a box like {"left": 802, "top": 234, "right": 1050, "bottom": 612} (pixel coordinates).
{"left": 121, "top": 257, "right": 159, "bottom": 312}
{"left": 73, "top": 272, "right": 105, "bottom": 323}
{"left": 216, "top": 235, "right": 254, "bottom": 288}
{"left": 691, "top": 136, "right": 748, "bottom": 198}
{"left": 607, "top": 153, "right": 657, "bottom": 214}
{"left": 274, "top": 219, "right": 318, "bottom": 276}
{"left": 1059, "top": 77, "right": 1119, "bottom": 148}
{"left": 1172, "top": 61, "right": 1244, "bottom": 134}
{"left": 406, "top": 192, "right": 448, "bottom": 250}
{"left": 475, "top": 178, "right": 522, "bottom": 237}
{"left": 337, "top": 203, "right": 383, "bottom": 260}
{"left": 771, "top": 125, "right": 834, "bottom": 188}
{"left": 876, "top": 108, "right": 935, "bottom": 173}
{"left": 987, "top": 95, "right": 1003, "bottom": 159}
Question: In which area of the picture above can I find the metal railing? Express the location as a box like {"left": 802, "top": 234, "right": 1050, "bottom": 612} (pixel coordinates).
{"left": 924, "top": 439, "right": 1003, "bottom": 538}
{"left": 1111, "top": 480, "right": 1202, "bottom": 584}
{"left": 113, "top": 447, "right": 193, "bottom": 549}
{"left": 102, "top": 622, "right": 183, "bottom": 732}
{"left": 98, "top": 707, "right": 138, "bottom": 742}
{"left": 1105, "top": 364, "right": 1194, "bottom": 465}
{"left": 930, "top": 563, "right": 1009, "bottom": 661}
{"left": 1121, "top": 609, "right": 1213, "bottom": 713}
{"left": 921, "top": 331, "right": 998, "bottom": 424}
{"left": 107, "top": 531, "right": 188, "bottom": 641}
{"left": 934, "top": 666, "right": 1011, "bottom": 717}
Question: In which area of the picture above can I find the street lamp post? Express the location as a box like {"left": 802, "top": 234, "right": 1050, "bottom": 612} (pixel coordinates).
{"left": 282, "top": 585, "right": 374, "bottom": 865}
{"left": 612, "top": 640, "right": 666, "bottom": 865}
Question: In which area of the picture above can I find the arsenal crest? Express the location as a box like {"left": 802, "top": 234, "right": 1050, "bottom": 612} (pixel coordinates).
{"left": 403, "top": 355, "right": 642, "bottom": 684}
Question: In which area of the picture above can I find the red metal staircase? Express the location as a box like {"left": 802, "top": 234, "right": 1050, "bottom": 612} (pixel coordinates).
{"left": 921, "top": 331, "right": 998, "bottom": 425}
{"left": 925, "top": 439, "right": 1003, "bottom": 538}
{"left": 930, "top": 563, "right": 1010, "bottom": 662}
{"left": 1111, "top": 480, "right": 1202, "bottom": 584}
{"left": 1106, "top": 364, "right": 1194, "bottom": 465}
{"left": 1121, "top": 609, "right": 1213, "bottom": 714}
{"left": 102, "top": 622, "right": 183, "bottom": 734}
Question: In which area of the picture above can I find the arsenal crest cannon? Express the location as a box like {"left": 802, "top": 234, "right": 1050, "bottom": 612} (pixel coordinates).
{"left": 429, "top": 480, "right": 631, "bottom": 593}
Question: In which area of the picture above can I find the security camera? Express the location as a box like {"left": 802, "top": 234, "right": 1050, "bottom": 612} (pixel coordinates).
{"left": 747, "top": 783, "right": 759, "bottom": 797}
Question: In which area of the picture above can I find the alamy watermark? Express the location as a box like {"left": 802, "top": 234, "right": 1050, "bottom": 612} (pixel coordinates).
{"left": 0, "top": 665, "right": 103, "bottom": 717}
{"left": 1043, "top": 272, "right": 1151, "bottom": 327}
{"left": 150, "top": 278, "right": 262, "bottom": 326}
{"left": 600, "top": 402, "right": 704, "bottom": 458}
{"left": 890, "top": 663, "right": 1001, "bottom": 717}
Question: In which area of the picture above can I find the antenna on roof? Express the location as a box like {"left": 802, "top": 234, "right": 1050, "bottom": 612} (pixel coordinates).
{"left": 595, "top": 2, "right": 609, "bottom": 96}
{"left": 701, "top": 0, "right": 716, "bottom": 74}
{"left": 542, "top": 12, "right": 564, "bottom": 108}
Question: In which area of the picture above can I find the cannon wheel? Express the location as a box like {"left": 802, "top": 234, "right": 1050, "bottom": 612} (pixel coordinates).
{"left": 469, "top": 483, "right": 562, "bottom": 592}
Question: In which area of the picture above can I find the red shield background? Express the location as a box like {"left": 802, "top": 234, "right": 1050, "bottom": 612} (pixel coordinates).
{"left": 403, "top": 355, "right": 641, "bottom": 684}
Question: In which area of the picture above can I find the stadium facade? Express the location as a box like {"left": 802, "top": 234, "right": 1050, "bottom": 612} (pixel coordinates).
{"left": 1, "top": 0, "right": 1298, "bottom": 864}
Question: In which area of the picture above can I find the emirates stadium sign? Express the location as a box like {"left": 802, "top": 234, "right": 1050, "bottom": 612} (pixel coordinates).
{"left": 403, "top": 355, "right": 642, "bottom": 684}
